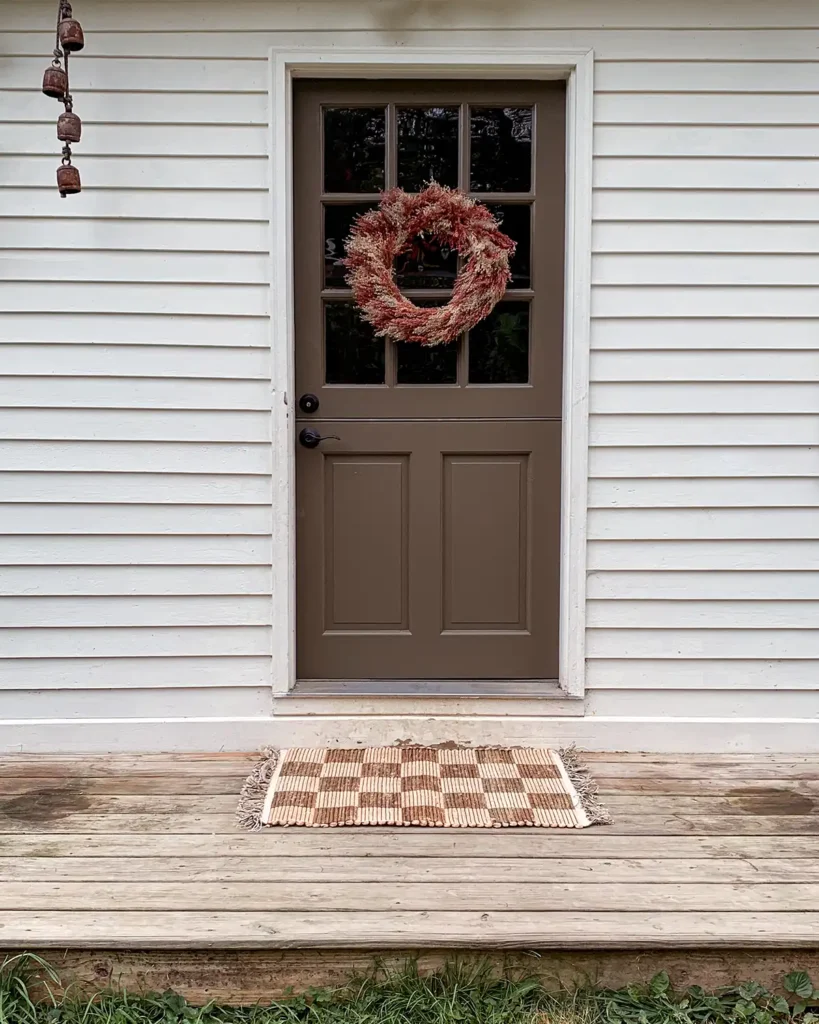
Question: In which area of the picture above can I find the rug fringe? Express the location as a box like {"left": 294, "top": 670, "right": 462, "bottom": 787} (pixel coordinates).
{"left": 558, "top": 745, "right": 612, "bottom": 825}
{"left": 236, "top": 746, "right": 279, "bottom": 831}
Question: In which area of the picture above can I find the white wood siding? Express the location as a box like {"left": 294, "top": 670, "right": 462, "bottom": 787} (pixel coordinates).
{"left": 0, "top": 0, "right": 273, "bottom": 735}
{"left": 1, "top": 0, "right": 817, "bottom": 750}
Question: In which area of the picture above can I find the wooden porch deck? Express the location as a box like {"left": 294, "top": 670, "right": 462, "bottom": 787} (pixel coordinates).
{"left": 1, "top": 752, "right": 818, "bottom": 959}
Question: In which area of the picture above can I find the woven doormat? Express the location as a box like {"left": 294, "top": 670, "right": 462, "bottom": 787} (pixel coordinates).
{"left": 238, "top": 746, "right": 608, "bottom": 829}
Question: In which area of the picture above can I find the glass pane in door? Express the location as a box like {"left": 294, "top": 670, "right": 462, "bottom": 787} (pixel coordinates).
{"left": 324, "top": 107, "right": 386, "bottom": 192}
{"left": 324, "top": 203, "right": 376, "bottom": 285}
{"left": 395, "top": 234, "right": 459, "bottom": 289}
{"left": 397, "top": 341, "right": 459, "bottom": 384}
{"left": 470, "top": 107, "right": 533, "bottom": 192}
{"left": 325, "top": 303, "right": 385, "bottom": 384}
{"left": 486, "top": 204, "right": 532, "bottom": 288}
{"left": 397, "top": 107, "right": 460, "bottom": 191}
{"left": 468, "top": 302, "right": 530, "bottom": 384}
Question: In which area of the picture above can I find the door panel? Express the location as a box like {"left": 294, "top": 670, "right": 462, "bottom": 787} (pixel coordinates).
{"left": 295, "top": 80, "right": 566, "bottom": 684}
{"left": 297, "top": 422, "right": 561, "bottom": 680}
{"left": 323, "top": 455, "right": 409, "bottom": 632}
{"left": 443, "top": 455, "right": 530, "bottom": 632}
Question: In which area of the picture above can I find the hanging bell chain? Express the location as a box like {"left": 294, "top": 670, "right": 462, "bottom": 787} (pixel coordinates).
{"left": 47, "top": 0, "right": 84, "bottom": 196}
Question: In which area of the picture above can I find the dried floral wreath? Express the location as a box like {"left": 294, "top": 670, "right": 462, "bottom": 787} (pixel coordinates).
{"left": 344, "top": 183, "right": 515, "bottom": 347}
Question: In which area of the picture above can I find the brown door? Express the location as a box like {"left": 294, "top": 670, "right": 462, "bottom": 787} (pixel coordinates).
{"left": 295, "top": 80, "right": 565, "bottom": 683}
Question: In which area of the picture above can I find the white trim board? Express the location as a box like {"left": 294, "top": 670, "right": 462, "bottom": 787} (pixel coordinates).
{"left": 2, "top": 717, "right": 817, "bottom": 754}
{"left": 268, "top": 45, "right": 594, "bottom": 699}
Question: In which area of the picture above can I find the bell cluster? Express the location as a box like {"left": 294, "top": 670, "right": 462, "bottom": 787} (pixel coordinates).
{"left": 41, "top": 1, "right": 85, "bottom": 197}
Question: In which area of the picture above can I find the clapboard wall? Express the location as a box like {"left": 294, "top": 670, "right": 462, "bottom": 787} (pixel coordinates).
{"left": 1, "top": 0, "right": 817, "bottom": 750}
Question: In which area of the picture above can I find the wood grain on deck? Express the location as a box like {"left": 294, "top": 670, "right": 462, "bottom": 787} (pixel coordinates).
{"left": 0, "top": 752, "right": 817, "bottom": 949}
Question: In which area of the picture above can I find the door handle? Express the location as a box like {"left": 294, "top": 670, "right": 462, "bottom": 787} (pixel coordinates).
{"left": 299, "top": 428, "right": 340, "bottom": 449}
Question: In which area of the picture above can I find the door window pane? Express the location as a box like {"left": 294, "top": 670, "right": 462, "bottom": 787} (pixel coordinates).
{"left": 486, "top": 204, "right": 531, "bottom": 288}
{"left": 397, "top": 340, "right": 458, "bottom": 384}
{"left": 323, "top": 107, "right": 385, "bottom": 193}
{"left": 468, "top": 302, "right": 529, "bottom": 384}
{"left": 324, "top": 203, "right": 376, "bottom": 286}
{"left": 397, "top": 107, "right": 460, "bottom": 191}
{"left": 470, "top": 107, "right": 533, "bottom": 192}
{"left": 395, "top": 233, "right": 459, "bottom": 289}
{"left": 325, "top": 303, "right": 385, "bottom": 384}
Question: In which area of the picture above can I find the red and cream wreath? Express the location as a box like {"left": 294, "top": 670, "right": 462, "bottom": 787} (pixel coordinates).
{"left": 344, "top": 183, "right": 515, "bottom": 347}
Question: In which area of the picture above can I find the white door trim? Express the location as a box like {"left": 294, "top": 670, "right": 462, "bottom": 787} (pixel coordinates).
{"left": 268, "top": 44, "right": 594, "bottom": 698}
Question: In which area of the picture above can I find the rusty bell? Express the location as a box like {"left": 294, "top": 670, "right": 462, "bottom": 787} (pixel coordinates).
{"left": 58, "top": 13, "right": 84, "bottom": 51}
{"left": 42, "top": 65, "right": 68, "bottom": 98}
{"left": 57, "top": 111, "right": 82, "bottom": 143}
{"left": 57, "top": 163, "right": 81, "bottom": 197}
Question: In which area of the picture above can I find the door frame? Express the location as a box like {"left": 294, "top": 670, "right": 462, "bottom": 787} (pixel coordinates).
{"left": 268, "top": 44, "right": 594, "bottom": 698}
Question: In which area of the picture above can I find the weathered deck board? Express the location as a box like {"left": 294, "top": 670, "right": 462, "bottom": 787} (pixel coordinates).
{"left": 0, "top": 776, "right": 246, "bottom": 796}
{"left": 4, "top": 856, "right": 818, "bottom": 883}
{"left": 2, "top": 881, "right": 818, "bottom": 912}
{"left": 0, "top": 792, "right": 810, "bottom": 816}
{"left": 1, "top": 774, "right": 819, "bottom": 797}
{"left": 1, "top": 812, "right": 815, "bottom": 834}
{"left": 7, "top": 910, "right": 819, "bottom": 948}
{"left": 2, "top": 832, "right": 818, "bottom": 859}
{"left": 0, "top": 753, "right": 816, "bottom": 950}
{"left": 598, "top": 777, "right": 819, "bottom": 794}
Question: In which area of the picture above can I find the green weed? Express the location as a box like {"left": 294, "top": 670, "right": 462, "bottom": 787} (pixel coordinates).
{"left": 586, "top": 971, "right": 819, "bottom": 1024}
{"left": 2, "top": 955, "right": 818, "bottom": 1024}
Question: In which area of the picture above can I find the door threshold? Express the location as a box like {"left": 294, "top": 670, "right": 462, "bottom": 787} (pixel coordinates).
{"left": 290, "top": 679, "right": 572, "bottom": 698}
{"left": 274, "top": 679, "right": 585, "bottom": 717}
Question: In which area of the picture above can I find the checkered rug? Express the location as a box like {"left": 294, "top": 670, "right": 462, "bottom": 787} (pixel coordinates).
{"left": 246, "top": 747, "right": 596, "bottom": 828}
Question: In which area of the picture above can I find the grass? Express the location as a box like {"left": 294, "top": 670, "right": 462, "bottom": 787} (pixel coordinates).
{"left": 1, "top": 955, "right": 817, "bottom": 1024}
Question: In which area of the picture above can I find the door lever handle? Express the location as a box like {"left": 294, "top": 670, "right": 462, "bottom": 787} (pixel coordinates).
{"left": 299, "top": 428, "right": 340, "bottom": 449}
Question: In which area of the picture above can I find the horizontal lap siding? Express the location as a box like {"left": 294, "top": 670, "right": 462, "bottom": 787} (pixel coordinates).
{"left": 0, "top": 3, "right": 273, "bottom": 710}
{"left": 1, "top": 0, "right": 817, "bottom": 736}
{"left": 589, "top": 35, "right": 819, "bottom": 710}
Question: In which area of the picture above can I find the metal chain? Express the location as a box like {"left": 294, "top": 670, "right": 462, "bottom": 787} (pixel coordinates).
{"left": 49, "top": 0, "right": 82, "bottom": 194}
{"left": 55, "top": 0, "right": 73, "bottom": 162}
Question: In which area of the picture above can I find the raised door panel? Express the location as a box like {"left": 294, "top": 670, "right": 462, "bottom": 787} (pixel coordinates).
{"left": 324, "top": 455, "right": 408, "bottom": 632}
{"left": 443, "top": 455, "right": 529, "bottom": 632}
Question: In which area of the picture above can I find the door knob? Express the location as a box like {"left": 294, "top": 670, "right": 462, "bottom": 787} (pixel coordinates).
{"left": 299, "top": 428, "right": 340, "bottom": 449}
